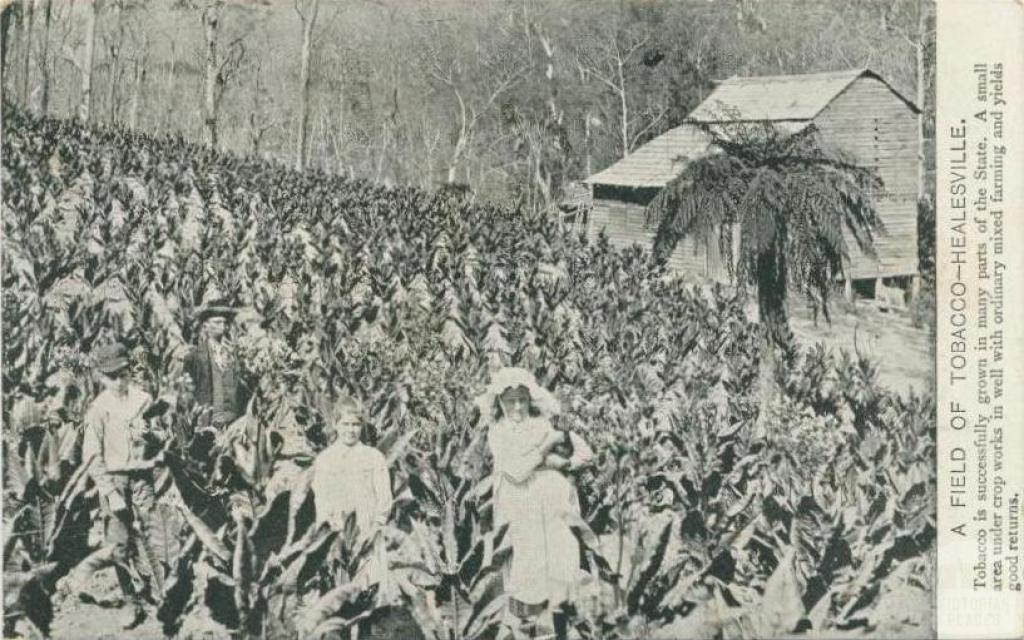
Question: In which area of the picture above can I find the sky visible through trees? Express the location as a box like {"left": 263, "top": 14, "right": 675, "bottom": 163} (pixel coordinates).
{"left": 1, "top": 0, "right": 934, "bottom": 210}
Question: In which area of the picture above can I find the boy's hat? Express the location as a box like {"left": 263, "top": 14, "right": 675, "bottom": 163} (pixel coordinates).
{"left": 95, "top": 343, "right": 130, "bottom": 375}
{"left": 193, "top": 301, "right": 239, "bottom": 324}
{"left": 319, "top": 391, "right": 364, "bottom": 420}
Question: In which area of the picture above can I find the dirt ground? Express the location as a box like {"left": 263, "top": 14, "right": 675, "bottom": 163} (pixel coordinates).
{"left": 26, "top": 569, "right": 164, "bottom": 640}
{"left": 38, "top": 568, "right": 228, "bottom": 640}
{"left": 786, "top": 297, "right": 934, "bottom": 395}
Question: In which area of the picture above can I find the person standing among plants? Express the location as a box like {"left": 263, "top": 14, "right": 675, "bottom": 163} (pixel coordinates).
{"left": 182, "top": 301, "right": 250, "bottom": 431}
{"left": 311, "top": 394, "right": 394, "bottom": 537}
{"left": 478, "top": 367, "right": 592, "bottom": 639}
{"left": 60, "top": 342, "right": 160, "bottom": 630}
{"left": 309, "top": 393, "right": 397, "bottom": 639}
{"left": 312, "top": 396, "right": 394, "bottom": 571}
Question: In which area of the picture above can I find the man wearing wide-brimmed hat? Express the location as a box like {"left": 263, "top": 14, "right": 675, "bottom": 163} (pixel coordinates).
{"left": 63, "top": 342, "right": 156, "bottom": 629}
{"left": 183, "top": 301, "right": 250, "bottom": 429}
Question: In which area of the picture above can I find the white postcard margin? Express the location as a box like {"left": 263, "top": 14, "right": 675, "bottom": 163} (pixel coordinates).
{"left": 936, "top": 0, "right": 1024, "bottom": 638}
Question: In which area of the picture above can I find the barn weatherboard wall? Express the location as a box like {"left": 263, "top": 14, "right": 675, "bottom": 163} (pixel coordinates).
{"left": 583, "top": 68, "right": 921, "bottom": 294}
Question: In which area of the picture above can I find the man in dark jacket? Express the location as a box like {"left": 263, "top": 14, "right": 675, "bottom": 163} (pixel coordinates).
{"left": 183, "top": 304, "right": 250, "bottom": 430}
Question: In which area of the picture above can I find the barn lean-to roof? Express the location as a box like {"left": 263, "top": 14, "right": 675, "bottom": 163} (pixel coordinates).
{"left": 584, "top": 124, "right": 715, "bottom": 189}
{"left": 585, "top": 68, "right": 918, "bottom": 189}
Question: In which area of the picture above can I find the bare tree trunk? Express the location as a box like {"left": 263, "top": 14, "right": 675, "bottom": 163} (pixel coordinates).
{"left": 105, "top": 0, "right": 123, "bottom": 124}
{"left": 525, "top": 155, "right": 533, "bottom": 213}
{"left": 578, "top": 32, "right": 646, "bottom": 160}
{"left": 316, "top": 111, "right": 331, "bottom": 171}
{"left": 533, "top": 148, "right": 552, "bottom": 214}
{"left": 21, "top": 0, "right": 34, "bottom": 109}
{"left": 37, "top": 0, "right": 52, "bottom": 116}
{"left": 248, "top": 59, "right": 271, "bottom": 156}
{"left": 249, "top": 67, "right": 260, "bottom": 156}
{"left": 423, "top": 128, "right": 436, "bottom": 188}
{"left": 295, "top": 0, "right": 319, "bottom": 172}
{"left": 78, "top": 0, "right": 98, "bottom": 122}
{"left": 315, "top": 113, "right": 330, "bottom": 171}
{"left": 446, "top": 141, "right": 464, "bottom": 183}
{"left": 0, "top": 3, "right": 16, "bottom": 98}
{"left": 617, "top": 58, "right": 629, "bottom": 157}
{"left": 446, "top": 90, "right": 467, "bottom": 183}
{"left": 915, "top": 0, "right": 926, "bottom": 199}
{"left": 584, "top": 111, "right": 593, "bottom": 176}
{"left": 334, "top": 70, "right": 345, "bottom": 171}
{"left": 522, "top": 0, "right": 530, "bottom": 54}
{"left": 202, "top": 3, "right": 219, "bottom": 148}
{"left": 248, "top": 112, "right": 260, "bottom": 156}
{"left": 128, "top": 54, "right": 145, "bottom": 129}
{"left": 163, "top": 37, "right": 176, "bottom": 132}
{"left": 915, "top": 40, "right": 924, "bottom": 197}
{"left": 376, "top": 120, "right": 389, "bottom": 183}
{"left": 537, "top": 30, "right": 561, "bottom": 212}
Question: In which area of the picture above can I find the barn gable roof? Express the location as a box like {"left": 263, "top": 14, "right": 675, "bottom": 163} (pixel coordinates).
{"left": 583, "top": 120, "right": 808, "bottom": 188}
{"left": 586, "top": 68, "right": 918, "bottom": 189}
{"left": 688, "top": 68, "right": 919, "bottom": 123}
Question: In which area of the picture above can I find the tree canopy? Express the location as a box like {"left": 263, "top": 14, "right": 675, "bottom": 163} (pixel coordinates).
{"left": 646, "top": 122, "right": 883, "bottom": 343}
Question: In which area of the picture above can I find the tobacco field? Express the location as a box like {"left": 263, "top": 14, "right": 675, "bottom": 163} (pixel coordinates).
{"left": 2, "top": 106, "right": 935, "bottom": 639}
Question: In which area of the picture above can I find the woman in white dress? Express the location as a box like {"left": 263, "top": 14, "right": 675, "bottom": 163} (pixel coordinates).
{"left": 477, "top": 367, "right": 593, "bottom": 638}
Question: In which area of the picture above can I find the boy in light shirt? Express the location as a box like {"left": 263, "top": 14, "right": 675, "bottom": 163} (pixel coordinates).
{"left": 310, "top": 395, "right": 393, "bottom": 536}
{"left": 309, "top": 394, "right": 395, "bottom": 639}
{"left": 62, "top": 343, "right": 159, "bottom": 630}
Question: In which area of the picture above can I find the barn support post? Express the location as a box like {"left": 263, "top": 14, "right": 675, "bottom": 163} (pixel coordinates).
{"left": 910, "top": 274, "right": 921, "bottom": 302}
{"left": 844, "top": 277, "right": 854, "bottom": 303}
{"left": 585, "top": 182, "right": 594, "bottom": 236}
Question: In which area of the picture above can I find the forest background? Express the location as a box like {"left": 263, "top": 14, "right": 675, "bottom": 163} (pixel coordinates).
{"left": 0, "top": 0, "right": 935, "bottom": 215}
{"left": 0, "top": 3, "right": 939, "bottom": 636}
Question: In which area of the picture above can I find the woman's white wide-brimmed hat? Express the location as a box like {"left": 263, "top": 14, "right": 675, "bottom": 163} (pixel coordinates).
{"left": 474, "top": 367, "right": 561, "bottom": 423}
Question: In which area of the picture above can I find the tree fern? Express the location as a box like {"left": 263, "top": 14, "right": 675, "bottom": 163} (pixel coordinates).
{"left": 647, "top": 122, "right": 882, "bottom": 344}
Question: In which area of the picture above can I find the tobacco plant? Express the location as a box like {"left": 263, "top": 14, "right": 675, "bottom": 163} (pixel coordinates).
{"left": 2, "top": 106, "right": 936, "bottom": 639}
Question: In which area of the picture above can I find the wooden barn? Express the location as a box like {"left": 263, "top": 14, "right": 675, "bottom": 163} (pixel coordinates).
{"left": 582, "top": 69, "right": 921, "bottom": 295}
